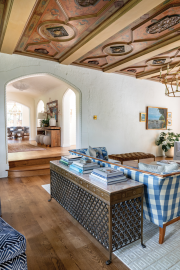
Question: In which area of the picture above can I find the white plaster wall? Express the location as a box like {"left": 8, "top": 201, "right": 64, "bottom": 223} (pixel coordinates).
{"left": 62, "top": 89, "right": 76, "bottom": 147}
{"left": 6, "top": 92, "right": 35, "bottom": 140}
{"left": 0, "top": 52, "right": 180, "bottom": 177}
{"left": 63, "top": 90, "right": 71, "bottom": 147}
{"left": 22, "top": 105, "right": 29, "bottom": 127}
{"left": 70, "top": 91, "right": 76, "bottom": 146}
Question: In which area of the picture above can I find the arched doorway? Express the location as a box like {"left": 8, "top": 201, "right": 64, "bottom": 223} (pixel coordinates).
{"left": 62, "top": 89, "right": 76, "bottom": 147}
{"left": 5, "top": 73, "right": 81, "bottom": 158}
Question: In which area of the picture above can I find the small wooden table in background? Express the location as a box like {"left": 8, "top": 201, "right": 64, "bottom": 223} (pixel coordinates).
{"left": 38, "top": 127, "right": 61, "bottom": 147}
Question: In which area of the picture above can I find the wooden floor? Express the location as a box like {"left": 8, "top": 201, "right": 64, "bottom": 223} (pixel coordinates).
{"left": 8, "top": 138, "right": 75, "bottom": 162}
{"left": 0, "top": 174, "right": 129, "bottom": 270}
{"left": 3, "top": 141, "right": 173, "bottom": 269}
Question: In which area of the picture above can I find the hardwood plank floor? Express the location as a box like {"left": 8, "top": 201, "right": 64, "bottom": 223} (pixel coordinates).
{"left": 2, "top": 149, "right": 174, "bottom": 270}
{"left": 0, "top": 174, "right": 129, "bottom": 270}
{"left": 8, "top": 138, "right": 75, "bottom": 162}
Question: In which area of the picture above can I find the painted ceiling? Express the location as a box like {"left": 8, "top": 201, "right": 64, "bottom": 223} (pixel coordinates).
{"left": 14, "top": 0, "right": 130, "bottom": 61}
{"left": 1, "top": 0, "right": 180, "bottom": 85}
{"left": 73, "top": 0, "right": 180, "bottom": 80}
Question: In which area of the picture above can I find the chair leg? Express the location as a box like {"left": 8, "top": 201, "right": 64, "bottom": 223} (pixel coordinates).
{"left": 159, "top": 226, "right": 166, "bottom": 244}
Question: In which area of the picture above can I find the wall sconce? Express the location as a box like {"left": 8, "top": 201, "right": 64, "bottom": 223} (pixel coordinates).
{"left": 93, "top": 115, "right": 97, "bottom": 120}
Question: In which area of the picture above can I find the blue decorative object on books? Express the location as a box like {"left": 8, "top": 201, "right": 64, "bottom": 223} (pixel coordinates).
{"left": 0, "top": 218, "right": 28, "bottom": 269}
{"left": 70, "top": 147, "right": 108, "bottom": 161}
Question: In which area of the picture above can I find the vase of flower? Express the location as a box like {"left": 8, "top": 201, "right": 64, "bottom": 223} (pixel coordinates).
{"left": 156, "top": 130, "right": 180, "bottom": 158}
{"left": 165, "top": 147, "right": 174, "bottom": 158}
{"left": 49, "top": 112, "right": 56, "bottom": 127}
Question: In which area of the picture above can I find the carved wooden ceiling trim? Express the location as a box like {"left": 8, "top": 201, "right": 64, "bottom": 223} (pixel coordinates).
{"left": 135, "top": 48, "right": 180, "bottom": 80}
{"left": 73, "top": 0, "right": 180, "bottom": 79}
{"left": 14, "top": 0, "right": 130, "bottom": 62}
{"left": 10, "top": 0, "right": 180, "bottom": 85}
{"left": 0, "top": 0, "right": 13, "bottom": 50}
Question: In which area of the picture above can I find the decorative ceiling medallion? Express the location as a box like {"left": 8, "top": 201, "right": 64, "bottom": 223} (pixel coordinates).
{"left": 103, "top": 43, "right": 133, "bottom": 56}
{"left": 46, "top": 26, "right": 69, "bottom": 38}
{"left": 127, "top": 69, "right": 136, "bottom": 73}
{"left": 146, "top": 57, "right": 172, "bottom": 66}
{"left": 88, "top": 60, "right": 99, "bottom": 65}
{"left": 76, "top": 0, "right": 99, "bottom": 7}
{"left": 147, "top": 15, "right": 180, "bottom": 34}
{"left": 153, "top": 59, "right": 166, "bottom": 65}
{"left": 110, "top": 46, "right": 125, "bottom": 54}
{"left": 34, "top": 48, "right": 49, "bottom": 54}
{"left": 38, "top": 21, "right": 76, "bottom": 42}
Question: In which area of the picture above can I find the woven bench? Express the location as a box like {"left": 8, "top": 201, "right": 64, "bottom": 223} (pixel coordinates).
{"left": 108, "top": 152, "right": 155, "bottom": 164}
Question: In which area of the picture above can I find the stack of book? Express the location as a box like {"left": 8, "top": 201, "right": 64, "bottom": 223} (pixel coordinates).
{"left": 90, "top": 167, "right": 127, "bottom": 185}
{"left": 70, "top": 159, "right": 100, "bottom": 174}
{"left": 60, "top": 155, "right": 81, "bottom": 166}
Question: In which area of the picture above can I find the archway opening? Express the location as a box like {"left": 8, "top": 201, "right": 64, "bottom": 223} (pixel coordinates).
{"left": 62, "top": 89, "right": 76, "bottom": 147}
{"left": 5, "top": 73, "right": 81, "bottom": 164}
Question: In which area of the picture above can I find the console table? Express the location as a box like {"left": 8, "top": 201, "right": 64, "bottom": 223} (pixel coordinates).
{"left": 38, "top": 127, "right": 61, "bottom": 147}
{"left": 49, "top": 161, "right": 145, "bottom": 265}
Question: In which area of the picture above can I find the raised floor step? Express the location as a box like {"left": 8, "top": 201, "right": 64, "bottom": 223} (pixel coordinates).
{"left": 9, "top": 156, "right": 61, "bottom": 168}
{"left": 8, "top": 164, "right": 51, "bottom": 178}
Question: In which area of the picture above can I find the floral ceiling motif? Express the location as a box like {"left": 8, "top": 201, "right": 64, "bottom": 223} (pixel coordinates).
{"left": 14, "top": 0, "right": 127, "bottom": 61}
{"left": 146, "top": 15, "right": 180, "bottom": 34}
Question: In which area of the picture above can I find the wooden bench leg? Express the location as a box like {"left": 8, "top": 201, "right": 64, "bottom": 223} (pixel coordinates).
{"left": 159, "top": 226, "right": 166, "bottom": 244}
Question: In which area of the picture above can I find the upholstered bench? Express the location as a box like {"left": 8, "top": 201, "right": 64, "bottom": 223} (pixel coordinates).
{"left": 0, "top": 218, "right": 28, "bottom": 269}
{"left": 108, "top": 152, "right": 155, "bottom": 164}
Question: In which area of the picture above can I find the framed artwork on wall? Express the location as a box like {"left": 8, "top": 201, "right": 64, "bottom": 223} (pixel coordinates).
{"left": 146, "top": 106, "right": 167, "bottom": 130}
{"left": 167, "top": 112, "right": 172, "bottom": 118}
{"left": 47, "top": 100, "right": 58, "bottom": 122}
{"left": 140, "top": 113, "right": 146, "bottom": 122}
{"left": 168, "top": 119, "right": 172, "bottom": 126}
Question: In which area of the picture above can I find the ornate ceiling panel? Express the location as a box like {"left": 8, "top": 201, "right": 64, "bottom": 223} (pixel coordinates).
{"left": 114, "top": 47, "right": 180, "bottom": 85}
{"left": 14, "top": 0, "right": 131, "bottom": 61}
{"left": 72, "top": 0, "right": 180, "bottom": 83}
{"left": 10, "top": 0, "right": 180, "bottom": 85}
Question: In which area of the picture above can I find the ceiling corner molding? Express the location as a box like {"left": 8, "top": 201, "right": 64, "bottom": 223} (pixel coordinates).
{"left": 1, "top": 0, "right": 38, "bottom": 55}
{"left": 60, "top": 0, "right": 166, "bottom": 65}
{"left": 0, "top": 0, "right": 14, "bottom": 50}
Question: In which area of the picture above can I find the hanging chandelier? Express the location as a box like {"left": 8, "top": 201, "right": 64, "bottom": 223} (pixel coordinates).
{"left": 159, "top": 61, "right": 180, "bottom": 97}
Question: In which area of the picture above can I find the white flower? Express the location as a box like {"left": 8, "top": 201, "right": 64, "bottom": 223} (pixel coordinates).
{"left": 162, "top": 141, "right": 167, "bottom": 145}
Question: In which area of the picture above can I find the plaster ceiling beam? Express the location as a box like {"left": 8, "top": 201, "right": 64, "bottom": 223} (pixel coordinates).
{"left": 104, "top": 38, "right": 180, "bottom": 73}
{"left": 60, "top": 0, "right": 165, "bottom": 65}
{"left": 1, "top": 0, "right": 37, "bottom": 55}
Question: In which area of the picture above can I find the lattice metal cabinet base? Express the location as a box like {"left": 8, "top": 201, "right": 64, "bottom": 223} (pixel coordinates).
{"left": 49, "top": 162, "right": 145, "bottom": 264}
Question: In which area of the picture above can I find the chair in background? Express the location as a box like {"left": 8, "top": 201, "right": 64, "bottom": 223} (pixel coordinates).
{"left": 173, "top": 141, "right": 180, "bottom": 160}
{"left": 7, "top": 127, "right": 13, "bottom": 139}
{"left": 24, "top": 127, "right": 29, "bottom": 137}
{"left": 7, "top": 127, "right": 30, "bottom": 139}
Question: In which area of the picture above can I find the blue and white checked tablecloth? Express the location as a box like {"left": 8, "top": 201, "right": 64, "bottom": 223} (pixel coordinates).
{"left": 69, "top": 148, "right": 180, "bottom": 228}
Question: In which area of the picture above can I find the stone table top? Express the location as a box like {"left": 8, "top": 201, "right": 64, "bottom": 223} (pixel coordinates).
{"left": 50, "top": 160, "right": 143, "bottom": 195}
